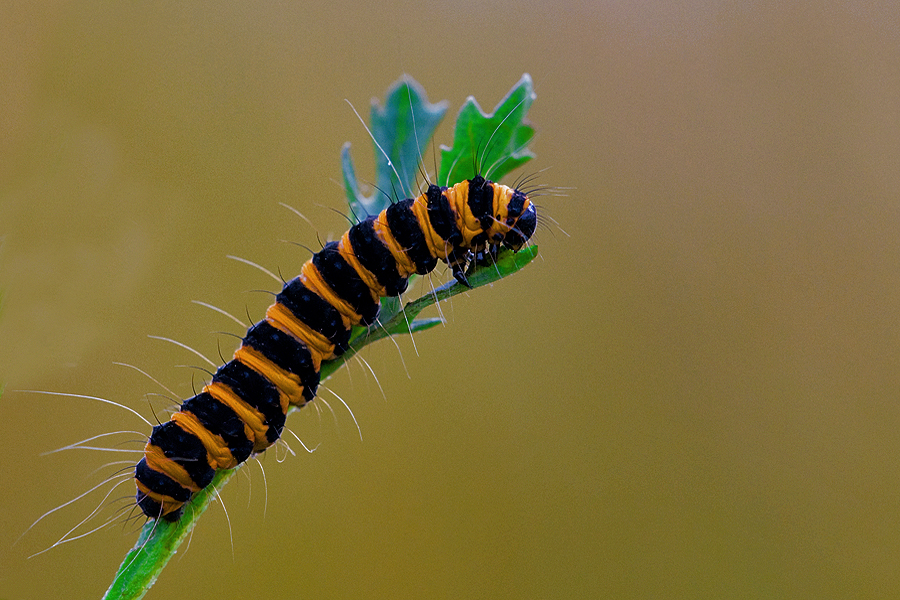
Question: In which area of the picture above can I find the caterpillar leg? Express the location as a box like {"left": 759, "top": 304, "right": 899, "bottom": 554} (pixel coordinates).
{"left": 451, "top": 245, "right": 502, "bottom": 288}
{"left": 452, "top": 265, "right": 472, "bottom": 288}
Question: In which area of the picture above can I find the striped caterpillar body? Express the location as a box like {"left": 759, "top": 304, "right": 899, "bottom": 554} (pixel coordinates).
{"left": 135, "top": 175, "right": 537, "bottom": 519}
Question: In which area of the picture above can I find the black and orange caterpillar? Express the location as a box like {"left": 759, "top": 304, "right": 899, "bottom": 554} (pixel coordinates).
{"left": 135, "top": 175, "right": 537, "bottom": 519}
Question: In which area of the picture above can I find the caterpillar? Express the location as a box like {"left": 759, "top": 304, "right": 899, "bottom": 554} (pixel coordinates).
{"left": 135, "top": 175, "right": 537, "bottom": 520}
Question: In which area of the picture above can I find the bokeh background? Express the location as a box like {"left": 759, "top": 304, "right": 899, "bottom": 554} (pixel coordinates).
{"left": 2, "top": 2, "right": 899, "bottom": 598}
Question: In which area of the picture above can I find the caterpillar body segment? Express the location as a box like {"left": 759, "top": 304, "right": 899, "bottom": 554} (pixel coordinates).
{"left": 135, "top": 176, "right": 536, "bottom": 519}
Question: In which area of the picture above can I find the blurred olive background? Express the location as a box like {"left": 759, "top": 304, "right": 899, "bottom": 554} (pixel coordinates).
{"left": 2, "top": 1, "right": 899, "bottom": 599}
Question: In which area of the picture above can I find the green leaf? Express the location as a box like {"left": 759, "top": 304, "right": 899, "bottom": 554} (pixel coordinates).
{"left": 439, "top": 74, "right": 536, "bottom": 186}
{"left": 371, "top": 76, "right": 448, "bottom": 201}
{"left": 343, "top": 76, "right": 448, "bottom": 220}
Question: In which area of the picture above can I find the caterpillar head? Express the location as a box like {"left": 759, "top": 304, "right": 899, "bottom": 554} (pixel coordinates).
{"left": 501, "top": 190, "right": 537, "bottom": 251}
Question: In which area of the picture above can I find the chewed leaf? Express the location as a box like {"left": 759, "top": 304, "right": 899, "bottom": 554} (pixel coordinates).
{"left": 344, "top": 76, "right": 448, "bottom": 220}
{"left": 438, "top": 74, "right": 536, "bottom": 187}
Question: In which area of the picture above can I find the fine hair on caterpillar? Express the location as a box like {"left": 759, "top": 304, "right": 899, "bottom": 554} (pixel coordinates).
{"left": 23, "top": 76, "right": 547, "bottom": 570}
